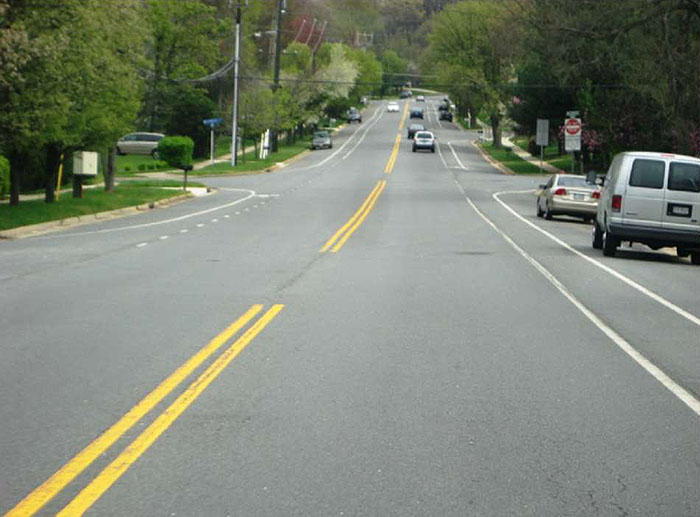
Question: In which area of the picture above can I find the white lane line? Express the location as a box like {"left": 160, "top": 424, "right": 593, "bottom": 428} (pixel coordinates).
{"left": 224, "top": 215, "right": 230, "bottom": 218}
{"left": 46, "top": 189, "right": 257, "bottom": 238}
{"left": 211, "top": 218, "right": 218, "bottom": 223}
{"left": 159, "top": 235, "right": 168, "bottom": 240}
{"left": 244, "top": 208, "right": 250, "bottom": 212}
{"left": 436, "top": 141, "right": 450, "bottom": 170}
{"left": 136, "top": 243, "right": 148, "bottom": 248}
{"left": 432, "top": 101, "right": 444, "bottom": 129}
{"left": 196, "top": 223, "right": 205, "bottom": 228}
{"left": 341, "top": 105, "right": 386, "bottom": 160}
{"left": 235, "top": 211, "right": 241, "bottom": 215}
{"left": 180, "top": 229, "right": 188, "bottom": 233}
{"left": 494, "top": 190, "right": 700, "bottom": 327}
{"left": 454, "top": 180, "right": 700, "bottom": 416}
{"left": 448, "top": 142, "right": 467, "bottom": 170}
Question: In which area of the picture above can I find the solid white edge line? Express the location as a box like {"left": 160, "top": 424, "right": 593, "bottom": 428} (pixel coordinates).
{"left": 494, "top": 189, "right": 700, "bottom": 327}
{"left": 436, "top": 141, "right": 449, "bottom": 170}
{"left": 454, "top": 180, "right": 700, "bottom": 416}
{"left": 448, "top": 142, "right": 467, "bottom": 170}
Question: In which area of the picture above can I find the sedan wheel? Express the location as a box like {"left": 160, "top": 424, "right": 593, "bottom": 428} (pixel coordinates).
{"left": 536, "top": 199, "right": 544, "bottom": 218}
{"left": 544, "top": 204, "right": 553, "bottom": 220}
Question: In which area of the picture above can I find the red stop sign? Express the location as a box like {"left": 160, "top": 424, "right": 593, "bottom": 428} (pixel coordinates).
{"left": 565, "top": 118, "right": 582, "bottom": 135}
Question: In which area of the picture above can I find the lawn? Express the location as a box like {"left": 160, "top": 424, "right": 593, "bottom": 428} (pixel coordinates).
{"left": 192, "top": 139, "right": 311, "bottom": 175}
{"left": 512, "top": 136, "right": 574, "bottom": 171}
{"left": 0, "top": 185, "right": 187, "bottom": 231}
{"left": 479, "top": 142, "right": 544, "bottom": 174}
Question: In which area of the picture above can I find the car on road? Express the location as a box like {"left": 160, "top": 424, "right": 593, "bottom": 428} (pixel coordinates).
{"left": 347, "top": 108, "right": 362, "bottom": 123}
{"left": 592, "top": 151, "right": 700, "bottom": 263}
{"left": 439, "top": 110, "right": 453, "bottom": 122}
{"left": 311, "top": 130, "right": 332, "bottom": 150}
{"left": 537, "top": 174, "right": 600, "bottom": 222}
{"left": 410, "top": 108, "right": 424, "bottom": 119}
{"left": 387, "top": 102, "right": 400, "bottom": 113}
{"left": 407, "top": 123, "right": 425, "bottom": 139}
{"left": 412, "top": 131, "right": 436, "bottom": 153}
{"left": 400, "top": 90, "right": 412, "bottom": 99}
{"left": 416, "top": 95, "right": 425, "bottom": 102}
{"left": 116, "top": 132, "right": 164, "bottom": 158}
{"left": 438, "top": 102, "right": 450, "bottom": 112}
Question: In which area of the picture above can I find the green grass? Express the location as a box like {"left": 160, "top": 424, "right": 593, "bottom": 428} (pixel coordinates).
{"left": 480, "top": 142, "right": 544, "bottom": 174}
{"left": 191, "top": 139, "right": 310, "bottom": 176}
{"left": 512, "top": 136, "right": 573, "bottom": 171}
{"left": 0, "top": 186, "right": 186, "bottom": 231}
{"left": 115, "top": 154, "right": 170, "bottom": 175}
{"left": 116, "top": 179, "right": 206, "bottom": 188}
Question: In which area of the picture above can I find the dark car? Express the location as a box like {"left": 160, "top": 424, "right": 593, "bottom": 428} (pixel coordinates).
{"left": 438, "top": 102, "right": 450, "bottom": 112}
{"left": 439, "top": 110, "right": 453, "bottom": 122}
{"left": 407, "top": 123, "right": 425, "bottom": 139}
{"left": 409, "top": 108, "right": 424, "bottom": 119}
{"left": 399, "top": 90, "right": 412, "bottom": 99}
{"left": 311, "top": 130, "right": 332, "bottom": 150}
{"left": 347, "top": 108, "right": 362, "bottom": 123}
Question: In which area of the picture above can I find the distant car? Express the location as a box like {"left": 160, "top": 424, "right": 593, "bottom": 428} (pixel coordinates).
{"left": 116, "top": 132, "right": 164, "bottom": 158}
{"left": 407, "top": 123, "right": 425, "bottom": 139}
{"left": 537, "top": 174, "right": 600, "bottom": 222}
{"left": 347, "top": 108, "right": 362, "bottom": 123}
{"left": 416, "top": 95, "right": 425, "bottom": 102}
{"left": 438, "top": 102, "right": 449, "bottom": 112}
{"left": 409, "top": 108, "right": 424, "bottom": 119}
{"left": 412, "top": 131, "right": 436, "bottom": 153}
{"left": 387, "top": 102, "right": 400, "bottom": 112}
{"left": 311, "top": 130, "right": 332, "bottom": 150}
{"left": 399, "top": 90, "right": 412, "bottom": 99}
{"left": 439, "top": 110, "right": 453, "bottom": 122}
{"left": 360, "top": 96, "right": 368, "bottom": 105}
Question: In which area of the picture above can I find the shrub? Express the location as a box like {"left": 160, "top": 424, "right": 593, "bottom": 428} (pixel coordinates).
{"left": 148, "top": 164, "right": 156, "bottom": 170}
{"left": 124, "top": 165, "right": 132, "bottom": 172}
{"left": 137, "top": 163, "right": 147, "bottom": 171}
{"left": 0, "top": 155, "right": 9, "bottom": 199}
{"left": 157, "top": 136, "right": 194, "bottom": 169}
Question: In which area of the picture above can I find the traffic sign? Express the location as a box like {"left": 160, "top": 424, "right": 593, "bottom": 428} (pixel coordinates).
{"left": 202, "top": 117, "right": 223, "bottom": 127}
{"left": 536, "top": 119, "right": 549, "bottom": 147}
{"left": 564, "top": 117, "right": 581, "bottom": 151}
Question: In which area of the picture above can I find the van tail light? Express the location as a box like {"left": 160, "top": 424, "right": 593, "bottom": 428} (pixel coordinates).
{"left": 553, "top": 188, "right": 567, "bottom": 196}
{"left": 592, "top": 190, "right": 601, "bottom": 199}
{"left": 612, "top": 195, "right": 622, "bottom": 212}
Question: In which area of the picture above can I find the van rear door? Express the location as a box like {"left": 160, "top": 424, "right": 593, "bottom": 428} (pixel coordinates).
{"left": 662, "top": 160, "right": 700, "bottom": 234}
{"left": 623, "top": 158, "right": 666, "bottom": 228}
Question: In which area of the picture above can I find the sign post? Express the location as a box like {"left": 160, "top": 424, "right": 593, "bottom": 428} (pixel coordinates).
{"left": 564, "top": 116, "right": 581, "bottom": 173}
{"left": 202, "top": 118, "right": 223, "bottom": 164}
{"left": 536, "top": 119, "right": 549, "bottom": 174}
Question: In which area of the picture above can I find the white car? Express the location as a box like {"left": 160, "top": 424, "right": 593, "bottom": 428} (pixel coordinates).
{"left": 387, "top": 102, "right": 400, "bottom": 113}
{"left": 116, "top": 132, "right": 164, "bottom": 157}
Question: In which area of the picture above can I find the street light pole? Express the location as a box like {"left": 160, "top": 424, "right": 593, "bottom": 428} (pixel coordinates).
{"left": 270, "top": 0, "right": 284, "bottom": 152}
{"left": 231, "top": 2, "right": 245, "bottom": 166}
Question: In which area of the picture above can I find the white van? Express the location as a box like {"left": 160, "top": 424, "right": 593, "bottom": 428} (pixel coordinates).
{"left": 116, "top": 132, "right": 165, "bottom": 158}
{"left": 592, "top": 151, "right": 700, "bottom": 264}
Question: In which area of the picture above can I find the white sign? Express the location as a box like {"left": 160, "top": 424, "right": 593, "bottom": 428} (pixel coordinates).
{"left": 564, "top": 117, "right": 581, "bottom": 152}
{"left": 536, "top": 119, "right": 549, "bottom": 146}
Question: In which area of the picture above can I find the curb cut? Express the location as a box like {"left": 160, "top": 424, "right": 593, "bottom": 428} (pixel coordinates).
{"left": 0, "top": 192, "right": 195, "bottom": 240}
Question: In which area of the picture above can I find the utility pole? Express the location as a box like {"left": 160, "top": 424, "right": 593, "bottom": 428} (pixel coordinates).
{"left": 270, "top": 0, "right": 285, "bottom": 152}
{"left": 231, "top": 1, "right": 247, "bottom": 166}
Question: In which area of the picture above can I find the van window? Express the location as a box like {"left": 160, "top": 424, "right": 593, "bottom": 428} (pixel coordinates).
{"left": 668, "top": 162, "right": 700, "bottom": 193}
{"left": 629, "top": 159, "right": 665, "bottom": 189}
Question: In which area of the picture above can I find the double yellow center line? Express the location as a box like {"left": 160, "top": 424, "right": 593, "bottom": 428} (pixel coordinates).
{"left": 321, "top": 101, "right": 409, "bottom": 253}
{"left": 9, "top": 304, "right": 283, "bottom": 516}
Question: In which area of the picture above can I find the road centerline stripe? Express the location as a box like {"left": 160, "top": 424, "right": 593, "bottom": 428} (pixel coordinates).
{"left": 6, "top": 305, "right": 264, "bottom": 517}
{"left": 57, "top": 304, "right": 285, "bottom": 516}
{"left": 320, "top": 181, "right": 383, "bottom": 252}
{"left": 331, "top": 180, "right": 386, "bottom": 253}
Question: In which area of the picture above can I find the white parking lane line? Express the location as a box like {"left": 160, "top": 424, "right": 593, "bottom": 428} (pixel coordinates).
{"left": 494, "top": 189, "right": 700, "bottom": 327}
{"left": 454, "top": 180, "right": 700, "bottom": 416}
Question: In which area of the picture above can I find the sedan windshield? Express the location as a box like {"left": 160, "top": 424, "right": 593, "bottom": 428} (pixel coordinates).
{"left": 415, "top": 132, "right": 432, "bottom": 139}
{"left": 314, "top": 131, "right": 329, "bottom": 138}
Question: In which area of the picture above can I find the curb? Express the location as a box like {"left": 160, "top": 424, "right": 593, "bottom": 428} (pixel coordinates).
{"left": 471, "top": 140, "right": 515, "bottom": 175}
{"left": 0, "top": 192, "right": 195, "bottom": 240}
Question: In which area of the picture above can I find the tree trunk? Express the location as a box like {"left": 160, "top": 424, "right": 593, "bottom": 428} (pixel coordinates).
{"left": 9, "top": 151, "right": 21, "bottom": 206}
{"left": 73, "top": 174, "right": 83, "bottom": 198}
{"left": 104, "top": 147, "right": 116, "bottom": 192}
{"left": 490, "top": 114, "right": 502, "bottom": 148}
{"left": 253, "top": 137, "right": 258, "bottom": 158}
{"left": 44, "top": 142, "right": 63, "bottom": 203}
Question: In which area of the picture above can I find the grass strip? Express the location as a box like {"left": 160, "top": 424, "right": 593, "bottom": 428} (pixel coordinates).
{"left": 512, "top": 136, "right": 573, "bottom": 171}
{"left": 0, "top": 186, "right": 184, "bottom": 231}
{"left": 480, "top": 142, "right": 544, "bottom": 174}
{"left": 192, "top": 139, "right": 310, "bottom": 175}
{"left": 117, "top": 179, "right": 206, "bottom": 188}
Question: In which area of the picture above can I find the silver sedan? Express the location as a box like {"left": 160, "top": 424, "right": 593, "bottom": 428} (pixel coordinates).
{"left": 536, "top": 174, "right": 600, "bottom": 222}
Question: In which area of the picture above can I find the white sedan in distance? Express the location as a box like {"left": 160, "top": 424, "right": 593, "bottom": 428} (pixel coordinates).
{"left": 387, "top": 102, "right": 400, "bottom": 112}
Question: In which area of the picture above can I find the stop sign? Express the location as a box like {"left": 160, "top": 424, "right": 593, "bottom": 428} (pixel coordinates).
{"left": 565, "top": 118, "right": 581, "bottom": 136}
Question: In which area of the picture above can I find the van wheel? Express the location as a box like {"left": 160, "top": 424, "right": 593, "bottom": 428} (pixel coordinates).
{"left": 676, "top": 247, "right": 690, "bottom": 258}
{"left": 536, "top": 199, "right": 544, "bottom": 218}
{"left": 602, "top": 231, "right": 618, "bottom": 257}
{"left": 544, "top": 204, "right": 553, "bottom": 220}
{"left": 592, "top": 222, "right": 604, "bottom": 249}
{"left": 690, "top": 251, "right": 700, "bottom": 265}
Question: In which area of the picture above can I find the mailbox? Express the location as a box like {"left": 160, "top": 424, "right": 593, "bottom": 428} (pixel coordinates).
{"left": 73, "top": 151, "right": 99, "bottom": 177}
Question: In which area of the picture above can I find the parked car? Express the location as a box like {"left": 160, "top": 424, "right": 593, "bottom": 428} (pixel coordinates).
{"left": 347, "top": 108, "right": 362, "bottom": 123}
{"left": 407, "top": 123, "right": 425, "bottom": 139}
{"left": 439, "top": 110, "right": 453, "bottom": 122}
{"left": 416, "top": 95, "right": 425, "bottom": 102}
{"left": 387, "top": 102, "right": 400, "bottom": 113}
{"left": 311, "top": 130, "right": 332, "bottom": 150}
{"left": 412, "top": 131, "right": 436, "bottom": 153}
{"left": 116, "top": 132, "right": 164, "bottom": 158}
{"left": 410, "top": 108, "right": 424, "bottom": 119}
{"left": 537, "top": 174, "right": 600, "bottom": 222}
{"left": 592, "top": 151, "right": 700, "bottom": 263}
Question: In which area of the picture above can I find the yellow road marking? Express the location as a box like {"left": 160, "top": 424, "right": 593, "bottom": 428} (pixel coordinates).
{"left": 331, "top": 180, "right": 386, "bottom": 253}
{"left": 384, "top": 133, "right": 402, "bottom": 174}
{"left": 57, "top": 304, "right": 284, "bottom": 516}
{"left": 399, "top": 101, "right": 409, "bottom": 129}
{"left": 7, "top": 304, "right": 263, "bottom": 517}
{"left": 320, "top": 181, "right": 383, "bottom": 252}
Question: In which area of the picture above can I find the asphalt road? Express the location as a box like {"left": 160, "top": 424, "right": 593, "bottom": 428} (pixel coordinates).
{"left": 1, "top": 97, "right": 698, "bottom": 516}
